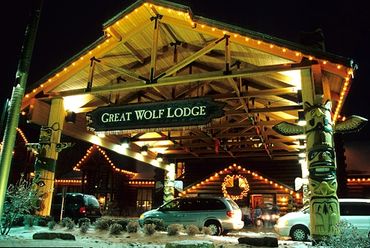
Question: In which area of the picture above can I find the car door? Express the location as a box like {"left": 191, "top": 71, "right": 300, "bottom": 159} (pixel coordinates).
{"left": 156, "top": 199, "right": 182, "bottom": 226}
{"left": 177, "top": 198, "right": 199, "bottom": 226}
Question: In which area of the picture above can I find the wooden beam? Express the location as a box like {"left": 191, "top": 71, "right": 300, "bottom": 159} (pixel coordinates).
{"left": 150, "top": 15, "right": 161, "bottom": 81}
{"left": 156, "top": 132, "right": 199, "bottom": 158}
{"left": 48, "top": 61, "right": 313, "bottom": 98}
{"left": 155, "top": 35, "right": 227, "bottom": 80}
{"left": 97, "top": 59, "right": 148, "bottom": 81}
{"left": 123, "top": 42, "right": 145, "bottom": 64}
{"left": 225, "top": 105, "right": 302, "bottom": 115}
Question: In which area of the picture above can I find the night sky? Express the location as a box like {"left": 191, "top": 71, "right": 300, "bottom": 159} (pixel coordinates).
{"left": 1, "top": 0, "right": 370, "bottom": 173}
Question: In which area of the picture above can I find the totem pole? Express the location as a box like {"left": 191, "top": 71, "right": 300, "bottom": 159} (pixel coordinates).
{"left": 273, "top": 99, "right": 367, "bottom": 241}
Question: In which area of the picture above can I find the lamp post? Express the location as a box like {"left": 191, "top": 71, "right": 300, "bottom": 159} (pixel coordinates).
{"left": 0, "top": 0, "right": 43, "bottom": 219}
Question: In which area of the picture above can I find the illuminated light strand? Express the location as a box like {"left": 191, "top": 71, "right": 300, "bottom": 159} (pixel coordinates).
{"left": 181, "top": 163, "right": 299, "bottom": 198}
{"left": 128, "top": 181, "right": 155, "bottom": 185}
{"left": 347, "top": 178, "right": 370, "bottom": 183}
{"left": 16, "top": 128, "right": 29, "bottom": 144}
{"left": 24, "top": 33, "right": 113, "bottom": 103}
{"left": 186, "top": 17, "right": 349, "bottom": 78}
{"left": 221, "top": 174, "right": 250, "bottom": 200}
{"left": 72, "top": 145, "right": 137, "bottom": 177}
{"left": 1, "top": 128, "right": 29, "bottom": 151}
{"left": 96, "top": 146, "right": 137, "bottom": 177}
{"left": 55, "top": 179, "right": 84, "bottom": 184}
{"left": 333, "top": 74, "right": 353, "bottom": 123}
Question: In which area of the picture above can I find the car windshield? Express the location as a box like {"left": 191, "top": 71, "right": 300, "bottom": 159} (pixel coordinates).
{"left": 85, "top": 196, "right": 100, "bottom": 207}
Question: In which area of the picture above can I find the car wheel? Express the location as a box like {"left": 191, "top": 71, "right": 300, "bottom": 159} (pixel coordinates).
{"left": 290, "top": 225, "right": 309, "bottom": 241}
{"left": 205, "top": 221, "right": 222, "bottom": 236}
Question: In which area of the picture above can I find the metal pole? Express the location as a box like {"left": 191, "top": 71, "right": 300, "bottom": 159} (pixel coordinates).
{"left": 0, "top": 0, "right": 43, "bottom": 219}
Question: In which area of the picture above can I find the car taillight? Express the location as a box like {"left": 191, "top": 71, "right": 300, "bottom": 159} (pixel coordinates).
{"left": 79, "top": 206, "right": 86, "bottom": 214}
{"left": 226, "top": 210, "right": 234, "bottom": 218}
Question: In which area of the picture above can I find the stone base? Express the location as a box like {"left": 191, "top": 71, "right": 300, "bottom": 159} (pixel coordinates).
{"left": 238, "top": 236, "right": 278, "bottom": 247}
{"left": 33, "top": 232, "right": 76, "bottom": 240}
{"left": 165, "top": 240, "right": 214, "bottom": 248}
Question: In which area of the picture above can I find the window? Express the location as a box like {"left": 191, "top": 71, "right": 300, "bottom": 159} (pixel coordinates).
{"left": 161, "top": 199, "right": 181, "bottom": 211}
{"left": 136, "top": 189, "right": 153, "bottom": 212}
{"left": 340, "top": 202, "right": 370, "bottom": 215}
{"left": 86, "top": 196, "right": 100, "bottom": 207}
{"left": 196, "top": 198, "right": 225, "bottom": 210}
{"left": 227, "top": 199, "right": 240, "bottom": 210}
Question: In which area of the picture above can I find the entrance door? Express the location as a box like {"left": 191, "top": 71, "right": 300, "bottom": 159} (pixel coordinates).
{"left": 251, "top": 195, "right": 263, "bottom": 209}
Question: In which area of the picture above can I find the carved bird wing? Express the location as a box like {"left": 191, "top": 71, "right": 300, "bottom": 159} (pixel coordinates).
{"left": 272, "top": 121, "right": 305, "bottom": 136}
{"left": 335, "top": 115, "right": 368, "bottom": 133}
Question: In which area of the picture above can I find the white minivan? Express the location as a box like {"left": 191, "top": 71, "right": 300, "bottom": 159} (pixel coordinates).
{"left": 274, "top": 198, "right": 370, "bottom": 241}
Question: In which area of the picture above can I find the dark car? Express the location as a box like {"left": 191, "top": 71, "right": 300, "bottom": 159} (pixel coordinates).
{"left": 51, "top": 193, "right": 102, "bottom": 222}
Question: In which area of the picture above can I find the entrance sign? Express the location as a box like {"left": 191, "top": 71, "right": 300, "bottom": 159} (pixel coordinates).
{"left": 87, "top": 97, "right": 224, "bottom": 134}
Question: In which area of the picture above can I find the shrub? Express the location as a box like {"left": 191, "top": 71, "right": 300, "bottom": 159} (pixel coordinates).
{"left": 110, "top": 223, "right": 123, "bottom": 235}
{"left": 167, "top": 224, "right": 182, "bottom": 236}
{"left": 60, "top": 217, "right": 73, "bottom": 227}
{"left": 126, "top": 220, "right": 139, "bottom": 233}
{"left": 114, "top": 219, "right": 129, "bottom": 230}
{"left": 23, "top": 215, "right": 35, "bottom": 227}
{"left": 144, "top": 218, "right": 166, "bottom": 231}
{"left": 11, "top": 215, "right": 25, "bottom": 227}
{"left": 201, "top": 226, "right": 212, "bottom": 235}
{"left": 186, "top": 225, "right": 199, "bottom": 236}
{"left": 80, "top": 222, "right": 89, "bottom": 234}
{"left": 48, "top": 220, "right": 56, "bottom": 230}
{"left": 316, "top": 220, "right": 370, "bottom": 248}
{"left": 143, "top": 223, "right": 156, "bottom": 236}
{"left": 36, "top": 216, "right": 53, "bottom": 227}
{"left": 78, "top": 217, "right": 91, "bottom": 228}
{"left": 65, "top": 219, "right": 75, "bottom": 230}
{"left": 1, "top": 174, "right": 41, "bottom": 235}
{"left": 95, "top": 219, "right": 110, "bottom": 231}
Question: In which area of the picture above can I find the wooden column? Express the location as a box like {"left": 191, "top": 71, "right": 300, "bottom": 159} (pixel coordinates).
{"left": 301, "top": 66, "right": 339, "bottom": 241}
{"left": 35, "top": 97, "right": 65, "bottom": 216}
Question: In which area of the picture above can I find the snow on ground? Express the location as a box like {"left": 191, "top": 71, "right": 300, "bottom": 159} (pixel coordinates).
{"left": 0, "top": 225, "right": 312, "bottom": 248}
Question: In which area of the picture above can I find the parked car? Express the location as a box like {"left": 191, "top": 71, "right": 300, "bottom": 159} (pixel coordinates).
{"left": 274, "top": 198, "right": 370, "bottom": 241}
{"left": 254, "top": 203, "right": 280, "bottom": 227}
{"left": 139, "top": 196, "right": 244, "bottom": 235}
{"left": 51, "top": 193, "right": 102, "bottom": 223}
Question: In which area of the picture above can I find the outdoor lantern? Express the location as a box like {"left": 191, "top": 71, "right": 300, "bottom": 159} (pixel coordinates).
{"left": 65, "top": 111, "right": 76, "bottom": 123}
{"left": 140, "top": 145, "right": 148, "bottom": 155}
{"left": 120, "top": 137, "right": 130, "bottom": 149}
{"left": 156, "top": 153, "right": 164, "bottom": 162}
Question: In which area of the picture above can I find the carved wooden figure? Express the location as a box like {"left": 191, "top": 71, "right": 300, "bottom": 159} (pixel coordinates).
{"left": 273, "top": 100, "right": 367, "bottom": 240}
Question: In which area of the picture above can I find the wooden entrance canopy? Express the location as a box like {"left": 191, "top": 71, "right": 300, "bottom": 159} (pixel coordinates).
{"left": 22, "top": 0, "right": 355, "bottom": 169}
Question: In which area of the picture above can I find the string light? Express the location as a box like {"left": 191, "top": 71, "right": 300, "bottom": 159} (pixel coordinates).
{"left": 181, "top": 163, "right": 296, "bottom": 197}
{"left": 72, "top": 145, "right": 137, "bottom": 177}
{"left": 128, "top": 180, "right": 155, "bottom": 185}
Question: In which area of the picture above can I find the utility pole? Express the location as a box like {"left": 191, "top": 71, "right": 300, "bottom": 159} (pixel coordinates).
{"left": 0, "top": 0, "right": 43, "bottom": 219}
